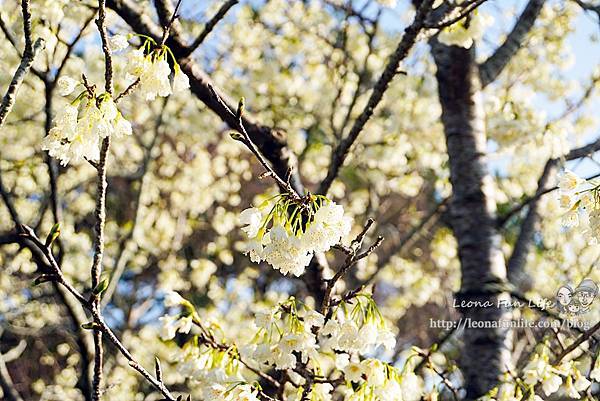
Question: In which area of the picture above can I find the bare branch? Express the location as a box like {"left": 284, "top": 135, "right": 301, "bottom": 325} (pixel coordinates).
{"left": 321, "top": 219, "right": 383, "bottom": 316}
{"left": 16, "top": 225, "right": 178, "bottom": 400}
{"left": 106, "top": 0, "right": 304, "bottom": 194}
{"left": 424, "top": 0, "right": 488, "bottom": 29}
{"left": 317, "top": 0, "right": 435, "bottom": 195}
{"left": 479, "top": 0, "right": 546, "bottom": 87}
{"left": 90, "top": 1, "right": 115, "bottom": 398}
{"left": 183, "top": 0, "right": 239, "bottom": 57}
{"left": 553, "top": 320, "right": 600, "bottom": 364}
{"left": 506, "top": 159, "right": 557, "bottom": 290}
{"left": 498, "top": 135, "right": 600, "bottom": 227}
{"left": 0, "top": 0, "right": 44, "bottom": 127}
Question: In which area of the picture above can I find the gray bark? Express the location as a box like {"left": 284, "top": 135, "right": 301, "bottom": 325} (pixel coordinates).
{"left": 431, "top": 41, "right": 512, "bottom": 399}
{"left": 479, "top": 0, "right": 546, "bottom": 87}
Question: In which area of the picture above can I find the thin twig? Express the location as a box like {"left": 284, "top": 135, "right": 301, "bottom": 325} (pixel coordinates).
{"left": 209, "top": 90, "right": 302, "bottom": 199}
{"left": 321, "top": 218, "right": 383, "bottom": 315}
{"left": 16, "top": 225, "right": 178, "bottom": 400}
{"left": 90, "top": 2, "right": 115, "bottom": 399}
{"left": 183, "top": 0, "right": 239, "bottom": 56}
{"left": 318, "top": 0, "right": 435, "bottom": 195}
{"left": 0, "top": 0, "right": 44, "bottom": 127}
{"left": 159, "top": 0, "right": 184, "bottom": 46}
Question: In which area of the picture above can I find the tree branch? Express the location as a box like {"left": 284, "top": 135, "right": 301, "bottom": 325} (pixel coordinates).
{"left": 90, "top": 1, "right": 115, "bottom": 398}
{"left": 506, "top": 159, "right": 557, "bottom": 290}
{"left": 183, "top": 0, "right": 239, "bottom": 57}
{"left": 0, "top": 0, "right": 44, "bottom": 127}
{"left": 479, "top": 0, "right": 546, "bottom": 87}
{"left": 106, "top": 0, "right": 304, "bottom": 194}
{"left": 498, "top": 135, "right": 600, "bottom": 227}
{"left": 16, "top": 226, "right": 178, "bottom": 401}
{"left": 317, "top": 0, "right": 434, "bottom": 195}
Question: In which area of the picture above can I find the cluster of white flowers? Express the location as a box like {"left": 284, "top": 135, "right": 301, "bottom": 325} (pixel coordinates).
{"left": 320, "top": 295, "right": 396, "bottom": 355}
{"left": 42, "top": 84, "right": 132, "bottom": 165}
{"left": 126, "top": 37, "right": 190, "bottom": 100}
{"left": 250, "top": 298, "right": 323, "bottom": 370}
{"left": 158, "top": 291, "right": 195, "bottom": 340}
{"left": 158, "top": 293, "right": 265, "bottom": 400}
{"left": 248, "top": 294, "right": 395, "bottom": 374}
{"left": 341, "top": 360, "right": 423, "bottom": 401}
{"left": 158, "top": 290, "right": 419, "bottom": 401}
{"left": 204, "top": 384, "right": 259, "bottom": 401}
{"left": 557, "top": 169, "right": 600, "bottom": 241}
{"left": 521, "top": 353, "right": 590, "bottom": 399}
{"left": 437, "top": 12, "right": 493, "bottom": 48}
{"left": 239, "top": 195, "right": 352, "bottom": 276}
{"left": 42, "top": 33, "right": 194, "bottom": 166}
{"left": 175, "top": 342, "right": 243, "bottom": 391}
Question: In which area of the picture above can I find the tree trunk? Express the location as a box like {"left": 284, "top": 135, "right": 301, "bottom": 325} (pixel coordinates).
{"left": 431, "top": 41, "right": 513, "bottom": 399}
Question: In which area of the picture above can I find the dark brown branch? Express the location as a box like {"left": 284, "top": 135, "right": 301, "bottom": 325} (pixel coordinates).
{"left": 553, "top": 320, "right": 600, "bottom": 364}
{"left": 498, "top": 135, "right": 600, "bottom": 227}
{"left": 106, "top": 0, "right": 304, "bottom": 194}
{"left": 214, "top": 94, "right": 302, "bottom": 199}
{"left": 183, "top": 0, "right": 239, "bottom": 57}
{"left": 317, "top": 0, "right": 434, "bottom": 195}
{"left": 361, "top": 198, "right": 447, "bottom": 286}
{"left": 159, "top": 0, "right": 184, "bottom": 45}
{"left": 424, "top": 0, "right": 488, "bottom": 29}
{"left": 321, "top": 218, "right": 383, "bottom": 315}
{"left": 479, "top": 0, "right": 546, "bottom": 87}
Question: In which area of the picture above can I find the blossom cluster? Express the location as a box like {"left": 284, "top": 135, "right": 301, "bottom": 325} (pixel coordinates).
{"left": 125, "top": 35, "right": 190, "bottom": 100}
{"left": 522, "top": 353, "right": 590, "bottom": 399}
{"left": 41, "top": 33, "right": 192, "bottom": 166}
{"left": 239, "top": 194, "right": 352, "bottom": 276}
{"left": 319, "top": 294, "right": 396, "bottom": 355}
{"left": 479, "top": 351, "right": 596, "bottom": 401}
{"left": 437, "top": 11, "right": 493, "bottom": 48}
{"left": 248, "top": 295, "right": 395, "bottom": 371}
{"left": 42, "top": 84, "right": 132, "bottom": 165}
{"left": 158, "top": 292, "right": 413, "bottom": 401}
{"left": 557, "top": 169, "right": 600, "bottom": 241}
{"left": 158, "top": 291, "right": 195, "bottom": 340}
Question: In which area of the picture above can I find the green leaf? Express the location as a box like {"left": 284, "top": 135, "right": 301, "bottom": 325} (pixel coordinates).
{"left": 81, "top": 322, "right": 100, "bottom": 330}
{"left": 93, "top": 278, "right": 109, "bottom": 296}
{"left": 229, "top": 131, "right": 244, "bottom": 142}
{"left": 33, "top": 274, "right": 57, "bottom": 286}
{"left": 44, "top": 223, "right": 61, "bottom": 247}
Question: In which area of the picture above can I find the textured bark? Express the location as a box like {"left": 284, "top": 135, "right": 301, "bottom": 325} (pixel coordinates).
{"left": 431, "top": 41, "right": 512, "bottom": 399}
{"left": 479, "top": 0, "right": 546, "bottom": 87}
